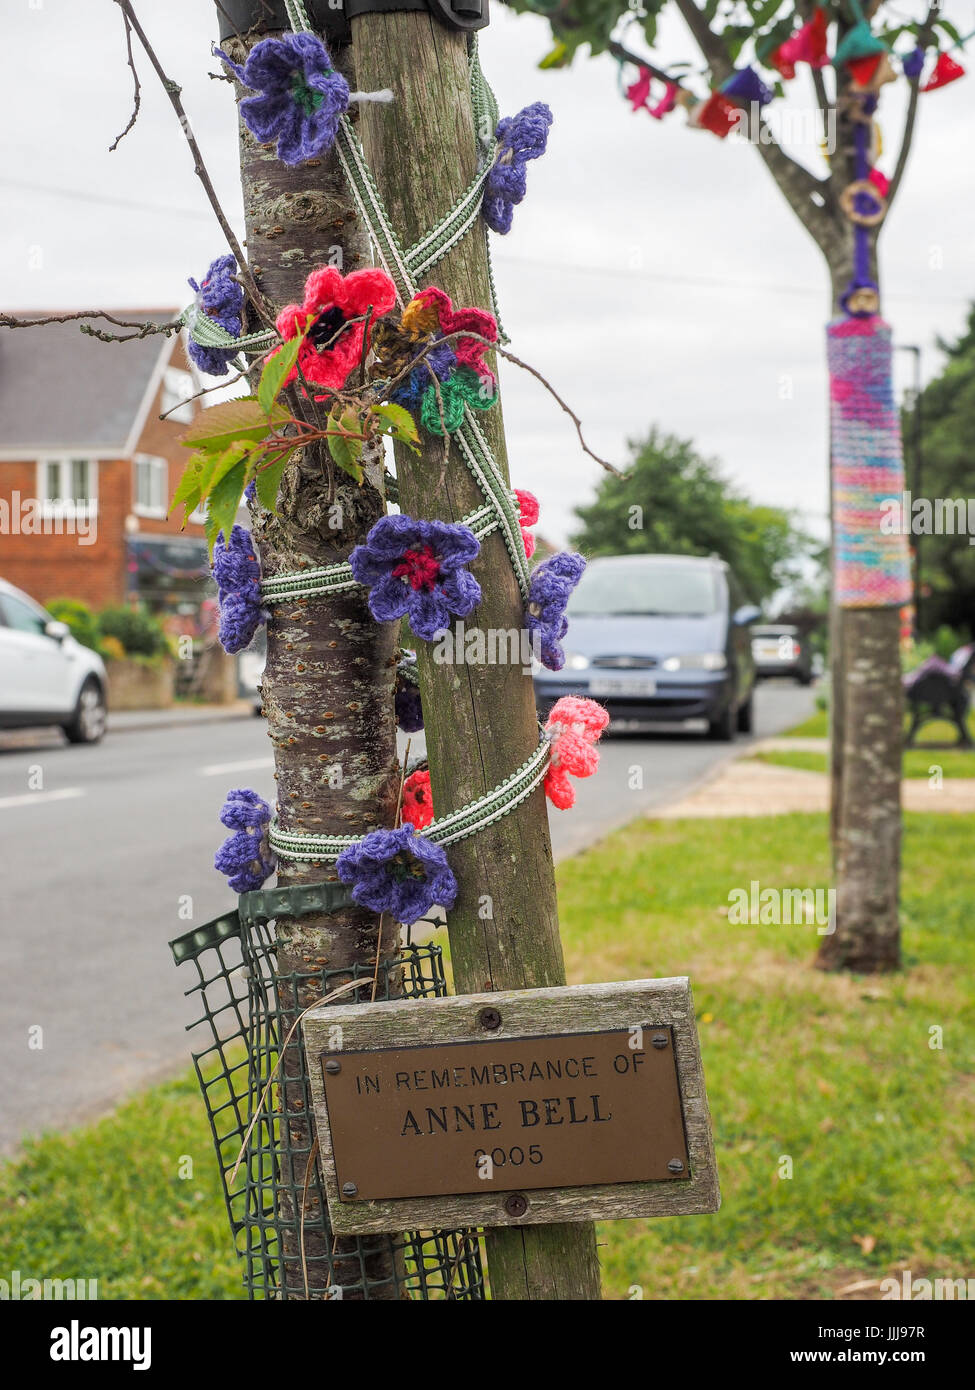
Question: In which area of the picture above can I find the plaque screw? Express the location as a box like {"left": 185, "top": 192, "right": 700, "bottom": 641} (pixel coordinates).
{"left": 342, "top": 1182, "right": 358, "bottom": 1197}
{"left": 651, "top": 1034, "right": 669, "bottom": 1049}
{"left": 478, "top": 1007, "right": 502, "bottom": 1031}
{"left": 325, "top": 1059, "right": 341, "bottom": 1074}
{"left": 667, "top": 1159, "right": 685, "bottom": 1174}
{"left": 504, "top": 1192, "right": 529, "bottom": 1218}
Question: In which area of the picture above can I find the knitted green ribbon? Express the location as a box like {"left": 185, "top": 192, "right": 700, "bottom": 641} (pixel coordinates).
{"left": 182, "top": 302, "right": 277, "bottom": 359}
{"left": 250, "top": 1, "right": 548, "bottom": 873}
{"left": 268, "top": 736, "right": 551, "bottom": 861}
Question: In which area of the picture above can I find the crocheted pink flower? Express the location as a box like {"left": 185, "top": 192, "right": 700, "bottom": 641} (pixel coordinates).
{"left": 515, "top": 488, "right": 539, "bottom": 559}
{"left": 273, "top": 266, "right": 397, "bottom": 393}
{"left": 543, "top": 696, "right": 609, "bottom": 810}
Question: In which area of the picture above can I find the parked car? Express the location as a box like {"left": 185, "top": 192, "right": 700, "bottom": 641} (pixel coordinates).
{"left": 751, "top": 623, "right": 813, "bottom": 684}
{"left": 238, "top": 628, "right": 266, "bottom": 715}
{"left": 0, "top": 579, "right": 107, "bottom": 742}
{"left": 533, "top": 554, "right": 759, "bottom": 740}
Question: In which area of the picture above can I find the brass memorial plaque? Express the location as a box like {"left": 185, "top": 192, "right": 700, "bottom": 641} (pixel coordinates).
{"left": 320, "top": 1026, "right": 689, "bottom": 1202}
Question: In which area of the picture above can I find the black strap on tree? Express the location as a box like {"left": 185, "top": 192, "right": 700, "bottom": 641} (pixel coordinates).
{"left": 216, "top": 0, "right": 489, "bottom": 42}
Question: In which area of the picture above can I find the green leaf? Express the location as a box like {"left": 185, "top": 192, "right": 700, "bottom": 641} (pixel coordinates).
{"left": 199, "top": 440, "right": 255, "bottom": 502}
{"left": 327, "top": 429, "right": 364, "bottom": 485}
{"left": 373, "top": 402, "right": 421, "bottom": 447}
{"left": 539, "top": 42, "right": 569, "bottom": 70}
{"left": 205, "top": 459, "right": 248, "bottom": 557}
{"left": 750, "top": 0, "right": 786, "bottom": 29}
{"left": 180, "top": 397, "right": 288, "bottom": 452}
{"left": 934, "top": 17, "right": 963, "bottom": 46}
{"left": 257, "top": 336, "right": 304, "bottom": 415}
{"left": 254, "top": 446, "right": 298, "bottom": 513}
{"left": 169, "top": 456, "right": 206, "bottom": 525}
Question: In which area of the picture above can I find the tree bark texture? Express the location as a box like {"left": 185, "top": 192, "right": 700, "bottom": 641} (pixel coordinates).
{"left": 352, "top": 14, "right": 602, "bottom": 1299}
{"left": 818, "top": 607, "right": 903, "bottom": 971}
{"left": 225, "top": 29, "right": 403, "bottom": 1299}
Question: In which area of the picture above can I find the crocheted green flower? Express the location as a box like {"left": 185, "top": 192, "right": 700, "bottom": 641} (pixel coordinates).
{"left": 419, "top": 367, "right": 499, "bottom": 436}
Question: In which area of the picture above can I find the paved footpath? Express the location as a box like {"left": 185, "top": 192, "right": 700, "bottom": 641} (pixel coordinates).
{"left": 653, "top": 738, "right": 975, "bottom": 818}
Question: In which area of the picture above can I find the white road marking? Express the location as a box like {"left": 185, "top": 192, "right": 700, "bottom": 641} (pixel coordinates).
{"left": 0, "top": 787, "right": 86, "bottom": 810}
{"left": 199, "top": 757, "right": 274, "bottom": 777}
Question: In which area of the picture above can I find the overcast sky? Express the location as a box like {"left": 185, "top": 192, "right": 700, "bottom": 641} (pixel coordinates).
{"left": 2, "top": 0, "right": 973, "bottom": 546}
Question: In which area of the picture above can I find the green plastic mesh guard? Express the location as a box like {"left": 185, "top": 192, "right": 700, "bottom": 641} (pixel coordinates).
{"left": 170, "top": 894, "right": 484, "bottom": 1300}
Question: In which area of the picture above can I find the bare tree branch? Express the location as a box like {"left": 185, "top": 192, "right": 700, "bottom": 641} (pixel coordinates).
{"left": 0, "top": 310, "right": 181, "bottom": 337}
{"left": 114, "top": 0, "right": 275, "bottom": 329}
{"left": 811, "top": 65, "right": 833, "bottom": 130}
{"left": 670, "top": 0, "right": 833, "bottom": 249}
{"left": 607, "top": 38, "right": 683, "bottom": 91}
{"left": 109, "top": 2, "right": 142, "bottom": 152}
{"left": 886, "top": 4, "right": 938, "bottom": 212}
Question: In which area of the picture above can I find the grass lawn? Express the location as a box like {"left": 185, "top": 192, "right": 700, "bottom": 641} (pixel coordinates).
{"left": 2, "top": 812, "right": 971, "bottom": 1300}
{"left": 784, "top": 705, "right": 975, "bottom": 747}
{"left": 781, "top": 708, "right": 829, "bottom": 739}
{"left": 752, "top": 747, "right": 975, "bottom": 780}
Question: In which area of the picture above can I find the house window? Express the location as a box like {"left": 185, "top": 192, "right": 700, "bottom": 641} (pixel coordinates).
{"left": 161, "top": 367, "right": 195, "bottom": 424}
{"left": 134, "top": 454, "right": 168, "bottom": 518}
{"left": 38, "top": 458, "right": 98, "bottom": 516}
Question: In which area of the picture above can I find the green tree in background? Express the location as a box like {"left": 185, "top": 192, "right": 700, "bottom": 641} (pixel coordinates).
{"left": 903, "top": 306, "right": 975, "bottom": 638}
{"left": 571, "top": 427, "right": 816, "bottom": 604}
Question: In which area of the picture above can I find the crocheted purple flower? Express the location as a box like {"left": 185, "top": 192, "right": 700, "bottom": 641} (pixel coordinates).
{"left": 212, "top": 525, "right": 267, "bottom": 655}
{"left": 217, "top": 32, "right": 349, "bottom": 166}
{"left": 389, "top": 341, "right": 458, "bottom": 411}
{"left": 187, "top": 254, "right": 243, "bottom": 377}
{"left": 525, "top": 551, "right": 586, "bottom": 671}
{"left": 336, "top": 825, "right": 457, "bottom": 925}
{"left": 349, "top": 515, "right": 481, "bottom": 643}
{"left": 483, "top": 102, "right": 553, "bottom": 235}
{"left": 902, "top": 46, "right": 926, "bottom": 80}
{"left": 215, "top": 788, "right": 276, "bottom": 893}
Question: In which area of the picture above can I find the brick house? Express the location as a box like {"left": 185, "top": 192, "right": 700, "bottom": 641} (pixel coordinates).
{"left": 0, "top": 314, "right": 216, "bottom": 626}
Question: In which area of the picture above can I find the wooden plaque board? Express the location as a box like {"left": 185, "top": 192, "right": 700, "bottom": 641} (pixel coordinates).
{"left": 304, "top": 976, "right": 720, "bottom": 1235}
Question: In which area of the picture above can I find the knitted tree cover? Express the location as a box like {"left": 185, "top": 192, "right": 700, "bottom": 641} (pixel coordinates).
{"left": 827, "top": 316, "right": 912, "bottom": 608}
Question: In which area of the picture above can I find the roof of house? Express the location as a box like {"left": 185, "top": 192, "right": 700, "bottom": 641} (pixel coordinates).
{"left": 0, "top": 312, "right": 179, "bottom": 455}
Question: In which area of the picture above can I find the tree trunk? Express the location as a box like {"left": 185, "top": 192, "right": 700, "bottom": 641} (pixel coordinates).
{"left": 820, "top": 608, "right": 903, "bottom": 971}
{"left": 224, "top": 28, "right": 403, "bottom": 1299}
{"left": 351, "top": 15, "right": 602, "bottom": 1299}
{"left": 819, "top": 247, "right": 904, "bottom": 973}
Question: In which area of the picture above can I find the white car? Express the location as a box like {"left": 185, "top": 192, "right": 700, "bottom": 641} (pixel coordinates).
{"left": 0, "top": 579, "right": 108, "bottom": 743}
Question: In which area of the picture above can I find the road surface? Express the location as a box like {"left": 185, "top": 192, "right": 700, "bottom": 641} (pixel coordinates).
{"left": 0, "top": 681, "right": 814, "bottom": 1151}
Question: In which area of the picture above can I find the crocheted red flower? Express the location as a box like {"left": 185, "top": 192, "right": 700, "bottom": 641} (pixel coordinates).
{"left": 273, "top": 266, "right": 397, "bottom": 392}
{"left": 401, "top": 769, "right": 433, "bottom": 830}
{"left": 543, "top": 696, "right": 609, "bottom": 810}
{"left": 515, "top": 488, "right": 539, "bottom": 559}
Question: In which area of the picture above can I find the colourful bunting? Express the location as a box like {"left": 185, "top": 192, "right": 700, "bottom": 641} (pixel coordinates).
{"left": 922, "top": 51, "right": 965, "bottom": 91}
